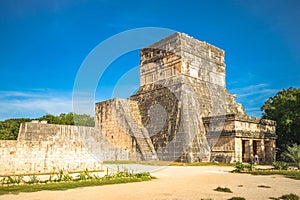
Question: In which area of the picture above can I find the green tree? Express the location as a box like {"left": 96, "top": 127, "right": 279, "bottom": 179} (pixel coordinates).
{"left": 0, "top": 112, "right": 95, "bottom": 140}
{"left": 39, "top": 112, "right": 94, "bottom": 126}
{"left": 283, "top": 144, "right": 300, "bottom": 169}
{"left": 261, "top": 87, "right": 300, "bottom": 156}
{"left": 0, "top": 118, "right": 31, "bottom": 140}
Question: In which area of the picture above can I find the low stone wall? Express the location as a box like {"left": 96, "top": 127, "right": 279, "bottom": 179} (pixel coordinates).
{"left": 0, "top": 122, "right": 129, "bottom": 176}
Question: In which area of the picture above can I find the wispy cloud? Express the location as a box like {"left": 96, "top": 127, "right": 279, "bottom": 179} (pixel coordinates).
{"left": 0, "top": 90, "right": 73, "bottom": 121}
{"left": 228, "top": 83, "right": 278, "bottom": 117}
{"left": 230, "top": 83, "right": 278, "bottom": 99}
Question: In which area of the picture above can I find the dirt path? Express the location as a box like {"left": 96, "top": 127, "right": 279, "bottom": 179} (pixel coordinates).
{"left": 1, "top": 166, "right": 300, "bottom": 200}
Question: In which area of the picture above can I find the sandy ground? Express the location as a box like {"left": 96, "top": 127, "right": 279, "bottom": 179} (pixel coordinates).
{"left": 1, "top": 166, "right": 300, "bottom": 200}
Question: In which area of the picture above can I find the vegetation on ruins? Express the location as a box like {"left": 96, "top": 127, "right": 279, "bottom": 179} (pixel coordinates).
{"left": 261, "top": 87, "right": 300, "bottom": 157}
{"left": 0, "top": 112, "right": 94, "bottom": 140}
{"left": 0, "top": 168, "right": 154, "bottom": 195}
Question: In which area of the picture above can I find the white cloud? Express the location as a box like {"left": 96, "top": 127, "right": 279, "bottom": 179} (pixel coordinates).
{"left": 228, "top": 83, "right": 278, "bottom": 117}
{"left": 0, "top": 90, "right": 73, "bottom": 120}
{"left": 230, "top": 83, "right": 278, "bottom": 99}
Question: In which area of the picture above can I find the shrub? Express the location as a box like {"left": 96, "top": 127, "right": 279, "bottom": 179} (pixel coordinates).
{"left": 63, "top": 174, "right": 73, "bottom": 182}
{"left": 78, "top": 172, "right": 87, "bottom": 180}
{"left": 283, "top": 144, "right": 300, "bottom": 169}
{"left": 233, "top": 162, "right": 244, "bottom": 172}
{"left": 214, "top": 186, "right": 232, "bottom": 193}
{"left": 0, "top": 177, "right": 6, "bottom": 185}
{"left": 244, "top": 163, "right": 254, "bottom": 171}
{"left": 6, "top": 176, "right": 23, "bottom": 184}
{"left": 27, "top": 175, "right": 39, "bottom": 184}
{"left": 273, "top": 161, "right": 289, "bottom": 170}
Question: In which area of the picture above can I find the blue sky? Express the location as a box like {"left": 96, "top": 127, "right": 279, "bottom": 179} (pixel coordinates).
{"left": 0, "top": 0, "right": 299, "bottom": 120}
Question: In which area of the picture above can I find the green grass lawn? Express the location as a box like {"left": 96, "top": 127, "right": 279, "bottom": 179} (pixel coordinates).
{"left": 0, "top": 176, "right": 153, "bottom": 195}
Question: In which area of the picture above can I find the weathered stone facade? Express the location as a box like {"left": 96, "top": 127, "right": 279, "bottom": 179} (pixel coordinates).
{"left": 96, "top": 32, "right": 276, "bottom": 163}
{"left": 0, "top": 122, "right": 128, "bottom": 176}
{"left": 0, "top": 32, "right": 276, "bottom": 176}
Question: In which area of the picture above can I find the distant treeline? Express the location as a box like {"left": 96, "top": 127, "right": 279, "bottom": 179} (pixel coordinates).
{"left": 0, "top": 113, "right": 94, "bottom": 140}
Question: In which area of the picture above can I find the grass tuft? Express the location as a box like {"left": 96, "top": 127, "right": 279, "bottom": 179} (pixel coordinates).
{"left": 228, "top": 197, "right": 246, "bottom": 200}
{"left": 214, "top": 186, "right": 232, "bottom": 193}
{"left": 279, "top": 193, "right": 299, "bottom": 200}
{"left": 258, "top": 185, "right": 271, "bottom": 188}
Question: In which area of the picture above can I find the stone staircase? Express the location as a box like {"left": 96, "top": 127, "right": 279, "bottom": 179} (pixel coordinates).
{"left": 114, "top": 99, "right": 158, "bottom": 161}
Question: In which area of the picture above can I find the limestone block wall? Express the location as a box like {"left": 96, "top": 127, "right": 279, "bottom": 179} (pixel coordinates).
{"left": 95, "top": 99, "right": 134, "bottom": 153}
{"left": 209, "top": 136, "right": 235, "bottom": 163}
{"left": 0, "top": 122, "right": 129, "bottom": 176}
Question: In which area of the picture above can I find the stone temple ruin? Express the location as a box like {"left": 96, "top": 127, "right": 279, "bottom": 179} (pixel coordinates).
{"left": 0, "top": 33, "right": 276, "bottom": 175}
{"left": 96, "top": 32, "right": 276, "bottom": 163}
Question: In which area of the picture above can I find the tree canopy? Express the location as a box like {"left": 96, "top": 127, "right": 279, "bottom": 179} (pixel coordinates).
{"left": 0, "top": 113, "right": 94, "bottom": 140}
{"left": 0, "top": 118, "right": 31, "bottom": 140}
{"left": 261, "top": 87, "right": 300, "bottom": 155}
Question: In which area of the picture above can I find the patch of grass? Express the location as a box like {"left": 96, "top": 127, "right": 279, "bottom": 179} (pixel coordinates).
{"left": 279, "top": 193, "right": 299, "bottom": 200}
{"left": 237, "top": 185, "right": 243, "bottom": 187}
{"left": 273, "top": 161, "right": 289, "bottom": 170}
{"left": 258, "top": 185, "right": 271, "bottom": 188}
{"left": 243, "top": 170, "right": 300, "bottom": 180}
{"left": 232, "top": 162, "right": 300, "bottom": 180}
{"left": 0, "top": 169, "right": 154, "bottom": 196}
{"left": 214, "top": 186, "right": 232, "bottom": 193}
{"left": 228, "top": 197, "right": 246, "bottom": 200}
{"left": 0, "top": 176, "right": 153, "bottom": 195}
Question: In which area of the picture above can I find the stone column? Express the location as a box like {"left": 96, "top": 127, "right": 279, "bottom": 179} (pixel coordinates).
{"left": 235, "top": 138, "right": 242, "bottom": 162}
{"left": 260, "top": 140, "right": 266, "bottom": 163}
{"left": 249, "top": 139, "right": 253, "bottom": 163}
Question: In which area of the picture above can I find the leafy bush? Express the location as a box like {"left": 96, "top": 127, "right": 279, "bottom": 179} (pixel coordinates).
{"left": 214, "top": 186, "right": 232, "bottom": 193}
{"left": 233, "top": 162, "right": 244, "bottom": 172}
{"left": 283, "top": 144, "right": 300, "bottom": 169}
{"left": 244, "top": 163, "right": 254, "bottom": 171}
{"left": 273, "top": 161, "right": 289, "bottom": 170}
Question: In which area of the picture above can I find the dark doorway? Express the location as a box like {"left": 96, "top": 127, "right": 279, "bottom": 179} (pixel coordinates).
{"left": 253, "top": 140, "right": 258, "bottom": 156}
